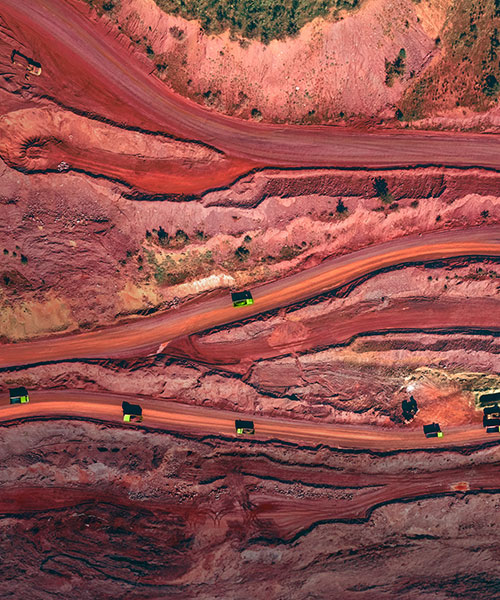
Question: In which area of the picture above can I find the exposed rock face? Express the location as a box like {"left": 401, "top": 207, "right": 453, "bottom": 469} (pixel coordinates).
{"left": 1, "top": 155, "right": 498, "bottom": 340}
{"left": 0, "top": 420, "right": 499, "bottom": 599}
{"left": 0, "top": 1, "right": 499, "bottom": 598}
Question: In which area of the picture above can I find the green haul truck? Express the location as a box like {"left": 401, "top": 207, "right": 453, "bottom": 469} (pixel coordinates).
{"left": 9, "top": 387, "right": 29, "bottom": 404}
{"left": 231, "top": 291, "right": 254, "bottom": 307}
{"left": 122, "top": 401, "right": 143, "bottom": 423}
{"left": 235, "top": 419, "right": 255, "bottom": 435}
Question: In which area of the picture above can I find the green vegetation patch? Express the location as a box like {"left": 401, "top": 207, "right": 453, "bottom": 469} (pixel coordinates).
{"left": 372, "top": 177, "right": 394, "bottom": 204}
{"left": 399, "top": 0, "right": 500, "bottom": 120}
{"left": 153, "top": 0, "right": 359, "bottom": 43}
{"left": 385, "top": 48, "right": 406, "bottom": 87}
{"left": 145, "top": 248, "right": 214, "bottom": 286}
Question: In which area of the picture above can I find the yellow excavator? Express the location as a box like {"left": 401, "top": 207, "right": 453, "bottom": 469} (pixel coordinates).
{"left": 11, "top": 50, "right": 42, "bottom": 77}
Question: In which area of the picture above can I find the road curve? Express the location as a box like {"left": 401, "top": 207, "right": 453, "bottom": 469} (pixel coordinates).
{"left": 0, "top": 226, "right": 499, "bottom": 369}
{"left": 1, "top": 0, "right": 500, "bottom": 177}
{"left": 0, "top": 389, "right": 496, "bottom": 451}
{"left": 165, "top": 296, "right": 500, "bottom": 368}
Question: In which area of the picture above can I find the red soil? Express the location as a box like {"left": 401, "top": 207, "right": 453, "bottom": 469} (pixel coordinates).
{"left": 1, "top": 0, "right": 500, "bottom": 197}
{"left": 164, "top": 296, "right": 500, "bottom": 372}
{"left": 0, "top": 420, "right": 498, "bottom": 598}
{"left": 0, "top": 2, "right": 498, "bottom": 597}
{"left": 1, "top": 225, "right": 498, "bottom": 368}
{"left": 0, "top": 107, "right": 256, "bottom": 195}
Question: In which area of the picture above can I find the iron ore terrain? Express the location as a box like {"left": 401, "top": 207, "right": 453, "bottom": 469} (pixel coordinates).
{"left": 0, "top": 0, "right": 499, "bottom": 598}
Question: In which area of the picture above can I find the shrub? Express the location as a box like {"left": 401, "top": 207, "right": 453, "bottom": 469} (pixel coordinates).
{"left": 234, "top": 245, "right": 249, "bottom": 261}
{"left": 373, "top": 177, "right": 394, "bottom": 203}
{"left": 20, "top": 254, "right": 28, "bottom": 264}
{"left": 157, "top": 226, "right": 169, "bottom": 244}
{"left": 336, "top": 198, "right": 347, "bottom": 214}
{"left": 483, "top": 74, "right": 499, "bottom": 97}
{"left": 385, "top": 49, "right": 406, "bottom": 87}
{"left": 175, "top": 229, "right": 189, "bottom": 244}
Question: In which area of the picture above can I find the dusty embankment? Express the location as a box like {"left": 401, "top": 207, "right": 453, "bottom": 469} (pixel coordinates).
{"left": 0, "top": 107, "right": 256, "bottom": 195}
{"left": 0, "top": 420, "right": 498, "bottom": 599}
{"left": 1, "top": 156, "right": 498, "bottom": 342}
{"left": 93, "top": 0, "right": 500, "bottom": 129}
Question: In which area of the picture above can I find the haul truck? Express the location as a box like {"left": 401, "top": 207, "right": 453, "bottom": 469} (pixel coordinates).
{"left": 9, "top": 387, "right": 29, "bottom": 404}
{"left": 231, "top": 291, "right": 254, "bottom": 307}
{"left": 235, "top": 419, "right": 255, "bottom": 435}
{"left": 483, "top": 405, "right": 500, "bottom": 430}
{"left": 122, "top": 401, "right": 143, "bottom": 423}
{"left": 423, "top": 423, "right": 443, "bottom": 438}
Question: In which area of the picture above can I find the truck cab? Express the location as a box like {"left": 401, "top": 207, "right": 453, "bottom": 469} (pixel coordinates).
{"left": 9, "top": 387, "right": 29, "bottom": 404}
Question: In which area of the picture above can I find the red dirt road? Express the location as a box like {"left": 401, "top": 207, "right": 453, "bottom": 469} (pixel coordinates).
{"left": 0, "top": 226, "right": 498, "bottom": 368}
{"left": 165, "top": 296, "right": 500, "bottom": 369}
{"left": 0, "top": 389, "right": 496, "bottom": 451}
{"left": 1, "top": 0, "right": 500, "bottom": 196}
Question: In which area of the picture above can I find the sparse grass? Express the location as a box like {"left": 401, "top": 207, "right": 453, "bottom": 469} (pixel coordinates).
{"left": 399, "top": 0, "right": 500, "bottom": 120}
{"left": 144, "top": 247, "right": 215, "bottom": 286}
{"left": 153, "top": 0, "right": 359, "bottom": 43}
{"left": 279, "top": 244, "right": 303, "bottom": 260}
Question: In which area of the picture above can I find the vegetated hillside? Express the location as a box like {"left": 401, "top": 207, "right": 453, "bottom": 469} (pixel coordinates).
{"left": 85, "top": 0, "right": 499, "bottom": 128}
{"left": 152, "top": 0, "right": 359, "bottom": 43}
{"left": 399, "top": 0, "right": 500, "bottom": 120}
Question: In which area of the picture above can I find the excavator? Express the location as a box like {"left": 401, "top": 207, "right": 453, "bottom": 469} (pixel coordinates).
{"left": 11, "top": 50, "right": 42, "bottom": 77}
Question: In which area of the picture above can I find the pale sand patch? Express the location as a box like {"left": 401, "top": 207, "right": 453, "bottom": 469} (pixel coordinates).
{"left": 414, "top": 0, "right": 452, "bottom": 39}
{"left": 171, "top": 273, "right": 235, "bottom": 297}
{"left": 118, "top": 280, "right": 161, "bottom": 313}
{"left": 0, "top": 294, "right": 76, "bottom": 341}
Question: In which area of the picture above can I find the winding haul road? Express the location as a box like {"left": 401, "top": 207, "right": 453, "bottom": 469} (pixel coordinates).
{"left": 0, "top": 227, "right": 498, "bottom": 451}
{"left": 0, "top": 226, "right": 499, "bottom": 369}
{"left": 0, "top": 389, "right": 495, "bottom": 451}
{"left": 1, "top": 1, "right": 499, "bottom": 453}
{"left": 1, "top": 0, "right": 500, "bottom": 193}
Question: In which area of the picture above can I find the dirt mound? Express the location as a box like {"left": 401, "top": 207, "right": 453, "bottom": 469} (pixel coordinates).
{"left": 0, "top": 107, "right": 252, "bottom": 194}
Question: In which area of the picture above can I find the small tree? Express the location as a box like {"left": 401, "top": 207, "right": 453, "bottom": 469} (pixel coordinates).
{"left": 235, "top": 245, "right": 249, "bottom": 261}
{"left": 157, "top": 226, "right": 169, "bottom": 244}
{"left": 373, "top": 177, "right": 393, "bottom": 203}
{"left": 336, "top": 198, "right": 347, "bottom": 214}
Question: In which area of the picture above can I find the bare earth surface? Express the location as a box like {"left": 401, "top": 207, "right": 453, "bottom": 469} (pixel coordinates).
{"left": 0, "top": 0, "right": 499, "bottom": 598}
